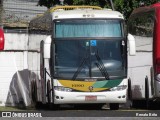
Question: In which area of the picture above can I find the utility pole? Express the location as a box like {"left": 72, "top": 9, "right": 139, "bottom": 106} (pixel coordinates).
{"left": 59, "top": 0, "right": 64, "bottom": 5}
{"left": 105, "top": 0, "right": 115, "bottom": 10}
{"left": 109, "top": 0, "right": 115, "bottom": 10}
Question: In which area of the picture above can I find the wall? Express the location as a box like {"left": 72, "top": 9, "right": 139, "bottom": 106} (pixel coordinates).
{"left": 0, "top": 0, "right": 47, "bottom": 107}
{"left": 0, "top": 31, "right": 29, "bottom": 106}
{"left": 3, "top": 0, "right": 47, "bottom": 27}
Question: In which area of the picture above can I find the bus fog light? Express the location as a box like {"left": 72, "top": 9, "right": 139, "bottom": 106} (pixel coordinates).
{"left": 156, "top": 74, "right": 160, "bottom": 82}
{"left": 110, "top": 85, "right": 127, "bottom": 91}
{"left": 122, "top": 95, "right": 126, "bottom": 98}
{"left": 56, "top": 96, "right": 59, "bottom": 99}
{"left": 54, "top": 86, "right": 72, "bottom": 92}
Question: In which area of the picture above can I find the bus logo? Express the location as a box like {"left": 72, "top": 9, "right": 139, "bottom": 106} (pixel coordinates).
{"left": 89, "top": 86, "right": 94, "bottom": 91}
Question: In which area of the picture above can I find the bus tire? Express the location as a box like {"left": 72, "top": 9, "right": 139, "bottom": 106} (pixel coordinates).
{"left": 145, "top": 76, "right": 150, "bottom": 109}
{"left": 109, "top": 103, "right": 119, "bottom": 110}
{"left": 128, "top": 78, "right": 132, "bottom": 100}
{"left": 31, "top": 81, "right": 37, "bottom": 105}
{"left": 47, "top": 80, "right": 51, "bottom": 105}
{"left": 31, "top": 80, "right": 43, "bottom": 109}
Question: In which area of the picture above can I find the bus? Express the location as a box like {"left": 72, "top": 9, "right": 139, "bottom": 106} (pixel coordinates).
{"left": 127, "top": 2, "right": 160, "bottom": 108}
{"left": 28, "top": 5, "right": 135, "bottom": 110}
{"left": 0, "top": 28, "right": 4, "bottom": 50}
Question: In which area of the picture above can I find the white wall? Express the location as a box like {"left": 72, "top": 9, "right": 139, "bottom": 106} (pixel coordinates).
{"left": 0, "top": 33, "right": 30, "bottom": 106}
{"left": 0, "top": 0, "right": 47, "bottom": 106}
{"left": 4, "top": 33, "right": 28, "bottom": 50}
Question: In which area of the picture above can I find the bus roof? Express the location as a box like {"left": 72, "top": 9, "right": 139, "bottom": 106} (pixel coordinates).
{"left": 46, "top": 6, "right": 124, "bottom": 20}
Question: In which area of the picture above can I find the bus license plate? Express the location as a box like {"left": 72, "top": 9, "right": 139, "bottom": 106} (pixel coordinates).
{"left": 85, "top": 96, "right": 97, "bottom": 101}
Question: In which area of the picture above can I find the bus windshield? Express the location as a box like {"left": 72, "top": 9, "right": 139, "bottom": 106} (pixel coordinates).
{"left": 52, "top": 19, "right": 126, "bottom": 80}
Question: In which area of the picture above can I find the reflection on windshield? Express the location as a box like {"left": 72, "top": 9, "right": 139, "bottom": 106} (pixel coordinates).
{"left": 53, "top": 39, "right": 126, "bottom": 80}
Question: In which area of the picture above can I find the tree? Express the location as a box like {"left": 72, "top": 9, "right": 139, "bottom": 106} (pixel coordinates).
{"left": 114, "top": 0, "right": 137, "bottom": 20}
{"left": 38, "top": 0, "right": 160, "bottom": 20}
{"left": 38, "top": 0, "right": 111, "bottom": 8}
{"left": 38, "top": 0, "right": 59, "bottom": 8}
{"left": 38, "top": 0, "right": 74, "bottom": 8}
{"left": 0, "top": 0, "right": 3, "bottom": 27}
{"left": 114, "top": 0, "right": 160, "bottom": 20}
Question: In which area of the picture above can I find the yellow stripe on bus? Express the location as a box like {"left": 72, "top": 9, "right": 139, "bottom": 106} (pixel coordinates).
{"left": 59, "top": 80, "right": 108, "bottom": 92}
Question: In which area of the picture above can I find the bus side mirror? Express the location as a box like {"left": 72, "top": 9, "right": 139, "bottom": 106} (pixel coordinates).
{"left": 0, "top": 28, "right": 4, "bottom": 50}
{"left": 44, "top": 36, "right": 51, "bottom": 59}
{"left": 128, "top": 33, "right": 136, "bottom": 56}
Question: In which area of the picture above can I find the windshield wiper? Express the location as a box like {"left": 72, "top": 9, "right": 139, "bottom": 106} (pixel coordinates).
{"left": 72, "top": 49, "right": 110, "bottom": 80}
{"left": 72, "top": 52, "right": 88, "bottom": 80}
{"left": 95, "top": 50, "right": 110, "bottom": 80}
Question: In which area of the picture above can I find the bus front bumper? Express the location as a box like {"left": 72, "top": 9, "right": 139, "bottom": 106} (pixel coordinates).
{"left": 54, "top": 90, "right": 127, "bottom": 104}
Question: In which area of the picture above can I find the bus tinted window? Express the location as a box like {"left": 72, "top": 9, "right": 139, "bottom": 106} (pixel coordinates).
{"left": 54, "top": 39, "right": 126, "bottom": 79}
{"left": 128, "top": 11, "right": 154, "bottom": 37}
{"left": 55, "top": 20, "right": 123, "bottom": 38}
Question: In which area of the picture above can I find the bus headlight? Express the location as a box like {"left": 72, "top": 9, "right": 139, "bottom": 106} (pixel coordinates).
{"left": 54, "top": 86, "right": 72, "bottom": 92}
{"left": 110, "top": 85, "right": 127, "bottom": 91}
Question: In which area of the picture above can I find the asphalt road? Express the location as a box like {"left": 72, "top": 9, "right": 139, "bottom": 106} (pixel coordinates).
{"left": 1, "top": 110, "right": 160, "bottom": 120}
{"left": 1, "top": 104, "right": 160, "bottom": 120}
{"left": 35, "top": 103, "right": 160, "bottom": 117}
{"left": 1, "top": 101, "right": 160, "bottom": 119}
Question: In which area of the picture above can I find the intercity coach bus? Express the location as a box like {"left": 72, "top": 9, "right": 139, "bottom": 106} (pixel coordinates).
{"left": 128, "top": 2, "right": 160, "bottom": 108}
{"left": 28, "top": 5, "right": 135, "bottom": 110}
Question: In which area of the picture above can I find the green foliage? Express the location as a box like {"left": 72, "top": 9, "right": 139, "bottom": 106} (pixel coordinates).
{"left": 72, "top": 0, "right": 107, "bottom": 8}
{"left": 38, "top": 0, "right": 74, "bottom": 8}
{"left": 114, "top": 0, "right": 160, "bottom": 20}
{"left": 38, "top": 0, "right": 109, "bottom": 8}
{"left": 38, "top": 0, "right": 160, "bottom": 20}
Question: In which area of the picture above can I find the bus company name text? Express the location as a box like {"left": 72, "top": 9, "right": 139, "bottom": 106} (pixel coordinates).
{"left": 2, "top": 112, "right": 42, "bottom": 118}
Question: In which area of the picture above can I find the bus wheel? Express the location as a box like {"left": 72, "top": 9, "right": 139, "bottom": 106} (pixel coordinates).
{"left": 47, "top": 80, "right": 51, "bottom": 105}
{"left": 132, "top": 100, "right": 140, "bottom": 108}
{"left": 145, "top": 76, "right": 150, "bottom": 109}
{"left": 31, "top": 81, "right": 37, "bottom": 106}
{"left": 128, "top": 78, "right": 133, "bottom": 108}
{"left": 31, "top": 80, "right": 42, "bottom": 109}
{"left": 128, "top": 78, "right": 132, "bottom": 100}
{"left": 109, "top": 103, "right": 119, "bottom": 110}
